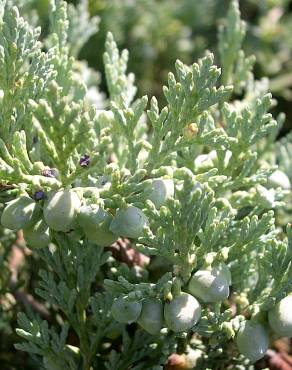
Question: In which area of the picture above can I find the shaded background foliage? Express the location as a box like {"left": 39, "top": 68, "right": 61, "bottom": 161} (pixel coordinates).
{"left": 30, "top": 0, "right": 292, "bottom": 135}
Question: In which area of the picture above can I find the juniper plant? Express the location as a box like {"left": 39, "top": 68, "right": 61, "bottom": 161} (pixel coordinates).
{"left": 0, "top": 1, "right": 292, "bottom": 369}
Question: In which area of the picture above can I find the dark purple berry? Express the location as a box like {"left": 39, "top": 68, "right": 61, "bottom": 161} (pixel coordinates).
{"left": 43, "top": 168, "right": 58, "bottom": 178}
{"left": 34, "top": 190, "right": 46, "bottom": 201}
{"left": 79, "top": 154, "right": 90, "bottom": 168}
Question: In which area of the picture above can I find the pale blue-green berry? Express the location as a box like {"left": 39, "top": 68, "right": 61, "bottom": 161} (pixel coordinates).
{"left": 217, "top": 263, "right": 232, "bottom": 285}
{"left": 1, "top": 196, "right": 40, "bottom": 230}
{"left": 104, "top": 322, "right": 124, "bottom": 340}
{"left": 147, "top": 178, "right": 174, "bottom": 208}
{"left": 78, "top": 204, "right": 118, "bottom": 246}
{"left": 109, "top": 205, "right": 149, "bottom": 239}
{"left": 236, "top": 321, "right": 269, "bottom": 362}
{"left": 268, "top": 295, "right": 292, "bottom": 337}
{"left": 43, "top": 189, "right": 81, "bottom": 232}
{"left": 194, "top": 150, "right": 234, "bottom": 169}
{"left": 268, "top": 170, "right": 291, "bottom": 190}
{"left": 188, "top": 267, "right": 229, "bottom": 303}
{"left": 256, "top": 185, "right": 275, "bottom": 208}
{"left": 23, "top": 219, "right": 51, "bottom": 249}
{"left": 164, "top": 292, "right": 201, "bottom": 332}
{"left": 111, "top": 297, "right": 142, "bottom": 324}
{"left": 194, "top": 151, "right": 216, "bottom": 168}
{"left": 137, "top": 298, "right": 164, "bottom": 335}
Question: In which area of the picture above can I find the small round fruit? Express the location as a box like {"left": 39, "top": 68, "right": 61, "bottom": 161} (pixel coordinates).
{"left": 23, "top": 219, "right": 51, "bottom": 248}
{"left": 43, "top": 189, "right": 81, "bottom": 232}
{"left": 236, "top": 321, "right": 269, "bottom": 362}
{"left": 1, "top": 196, "right": 40, "bottom": 230}
{"left": 111, "top": 296, "right": 142, "bottom": 324}
{"left": 194, "top": 152, "right": 215, "bottom": 168}
{"left": 104, "top": 322, "right": 124, "bottom": 339}
{"left": 268, "top": 170, "right": 291, "bottom": 190}
{"left": 164, "top": 292, "right": 201, "bottom": 333}
{"left": 78, "top": 205, "right": 118, "bottom": 246}
{"left": 268, "top": 295, "right": 292, "bottom": 337}
{"left": 138, "top": 298, "right": 164, "bottom": 335}
{"left": 109, "top": 206, "right": 149, "bottom": 239}
{"left": 257, "top": 185, "right": 275, "bottom": 208}
{"left": 188, "top": 267, "right": 229, "bottom": 303}
{"left": 147, "top": 178, "right": 174, "bottom": 209}
{"left": 217, "top": 263, "right": 232, "bottom": 286}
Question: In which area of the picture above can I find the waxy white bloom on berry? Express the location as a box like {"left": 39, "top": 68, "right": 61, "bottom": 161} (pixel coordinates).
{"left": 85, "top": 86, "right": 105, "bottom": 108}
{"left": 164, "top": 293, "right": 201, "bottom": 332}
{"left": 78, "top": 204, "right": 117, "bottom": 246}
{"left": 268, "top": 295, "right": 292, "bottom": 337}
{"left": 188, "top": 266, "right": 230, "bottom": 303}
{"left": 236, "top": 321, "right": 269, "bottom": 362}
{"left": 23, "top": 219, "right": 51, "bottom": 249}
{"left": 44, "top": 190, "right": 81, "bottom": 232}
{"left": 268, "top": 170, "right": 291, "bottom": 190}
{"left": 110, "top": 205, "right": 149, "bottom": 239}
{"left": 1, "top": 197, "right": 40, "bottom": 230}
{"left": 147, "top": 178, "right": 174, "bottom": 209}
{"left": 256, "top": 184, "right": 276, "bottom": 208}
{"left": 137, "top": 298, "right": 164, "bottom": 335}
{"left": 112, "top": 297, "right": 142, "bottom": 324}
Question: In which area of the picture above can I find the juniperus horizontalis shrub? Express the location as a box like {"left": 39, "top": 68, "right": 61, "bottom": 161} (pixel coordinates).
{"left": 0, "top": 0, "right": 292, "bottom": 369}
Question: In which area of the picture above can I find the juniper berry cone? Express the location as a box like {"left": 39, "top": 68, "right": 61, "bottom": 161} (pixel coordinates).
{"left": 79, "top": 154, "right": 90, "bottom": 167}
{"left": 43, "top": 168, "right": 59, "bottom": 178}
{"left": 34, "top": 190, "right": 46, "bottom": 201}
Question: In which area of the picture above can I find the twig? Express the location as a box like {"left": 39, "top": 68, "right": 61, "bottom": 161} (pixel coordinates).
{"left": 267, "top": 349, "right": 292, "bottom": 370}
{"left": 8, "top": 236, "right": 51, "bottom": 321}
{"left": 107, "top": 238, "right": 150, "bottom": 267}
